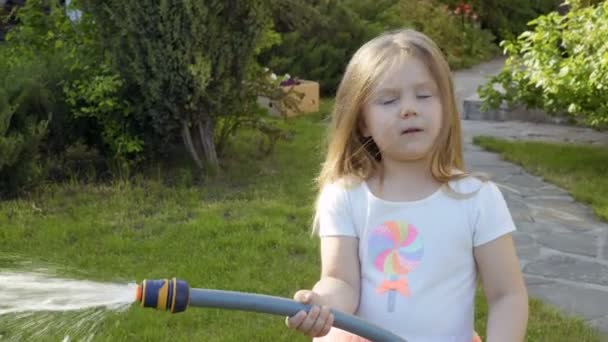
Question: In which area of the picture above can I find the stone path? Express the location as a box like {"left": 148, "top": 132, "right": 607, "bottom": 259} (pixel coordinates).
{"left": 453, "top": 58, "right": 608, "bottom": 336}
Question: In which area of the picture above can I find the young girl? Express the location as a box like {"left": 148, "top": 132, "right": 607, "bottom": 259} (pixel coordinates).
{"left": 285, "top": 29, "right": 529, "bottom": 342}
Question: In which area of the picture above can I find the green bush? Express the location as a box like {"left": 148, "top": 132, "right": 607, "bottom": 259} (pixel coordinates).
{"left": 0, "top": 55, "right": 51, "bottom": 197}
{"left": 380, "top": 0, "right": 498, "bottom": 70}
{"left": 478, "top": 0, "right": 608, "bottom": 129}
{"left": 438, "top": 0, "right": 562, "bottom": 42}
{"left": 64, "top": 64, "right": 142, "bottom": 178}
{"left": 260, "top": 0, "right": 498, "bottom": 96}
{"left": 2, "top": 0, "right": 289, "bottom": 190}
{"left": 82, "top": 0, "right": 273, "bottom": 170}
{"left": 1, "top": 0, "right": 144, "bottom": 183}
{"left": 259, "top": 0, "right": 379, "bottom": 96}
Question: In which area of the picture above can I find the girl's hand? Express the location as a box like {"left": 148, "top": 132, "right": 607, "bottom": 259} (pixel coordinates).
{"left": 285, "top": 290, "right": 335, "bottom": 338}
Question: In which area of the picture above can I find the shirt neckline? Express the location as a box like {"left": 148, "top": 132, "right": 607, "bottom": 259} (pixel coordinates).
{"left": 362, "top": 180, "right": 446, "bottom": 206}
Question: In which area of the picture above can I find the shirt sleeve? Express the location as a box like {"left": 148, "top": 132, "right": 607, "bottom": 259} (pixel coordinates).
{"left": 472, "top": 181, "right": 517, "bottom": 247}
{"left": 315, "top": 182, "right": 358, "bottom": 238}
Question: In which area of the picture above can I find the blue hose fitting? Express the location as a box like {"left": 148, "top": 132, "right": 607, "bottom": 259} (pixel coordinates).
{"left": 137, "top": 278, "right": 189, "bottom": 313}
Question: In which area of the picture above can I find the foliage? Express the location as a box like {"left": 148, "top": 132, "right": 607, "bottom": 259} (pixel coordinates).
{"left": 380, "top": 0, "right": 497, "bottom": 69}
{"left": 478, "top": 0, "right": 608, "bottom": 129}
{"left": 0, "top": 0, "right": 25, "bottom": 41}
{"left": 438, "top": 0, "right": 562, "bottom": 42}
{"left": 259, "top": 0, "right": 380, "bottom": 96}
{"left": 260, "top": 0, "right": 498, "bottom": 96}
{"left": 0, "top": 0, "right": 142, "bottom": 186}
{"left": 64, "top": 65, "right": 142, "bottom": 177}
{"left": 1, "top": 0, "right": 295, "bottom": 193}
{"left": 82, "top": 0, "right": 272, "bottom": 170}
{"left": 213, "top": 19, "right": 298, "bottom": 159}
{"left": 0, "top": 56, "right": 50, "bottom": 197}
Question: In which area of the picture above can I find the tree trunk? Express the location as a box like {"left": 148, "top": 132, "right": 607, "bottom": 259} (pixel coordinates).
{"left": 197, "top": 116, "right": 218, "bottom": 170}
{"left": 181, "top": 117, "right": 218, "bottom": 170}
{"left": 181, "top": 122, "right": 203, "bottom": 169}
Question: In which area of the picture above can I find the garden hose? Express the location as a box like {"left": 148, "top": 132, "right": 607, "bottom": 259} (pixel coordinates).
{"left": 136, "top": 278, "right": 407, "bottom": 342}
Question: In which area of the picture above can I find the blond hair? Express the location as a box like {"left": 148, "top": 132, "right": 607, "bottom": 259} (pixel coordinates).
{"left": 312, "top": 28, "right": 473, "bottom": 234}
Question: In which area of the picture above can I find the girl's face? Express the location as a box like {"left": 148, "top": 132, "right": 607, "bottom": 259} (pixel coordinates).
{"left": 360, "top": 55, "right": 443, "bottom": 163}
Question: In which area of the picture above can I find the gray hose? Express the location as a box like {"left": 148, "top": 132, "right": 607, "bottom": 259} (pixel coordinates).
{"left": 189, "top": 288, "right": 407, "bottom": 342}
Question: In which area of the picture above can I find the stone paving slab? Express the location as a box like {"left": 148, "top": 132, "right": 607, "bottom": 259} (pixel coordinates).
{"left": 462, "top": 120, "right": 608, "bottom": 147}
{"left": 454, "top": 58, "right": 608, "bottom": 335}
{"left": 524, "top": 277, "right": 608, "bottom": 320}
{"left": 525, "top": 255, "right": 608, "bottom": 287}
{"left": 535, "top": 232, "right": 599, "bottom": 258}
{"left": 603, "top": 235, "right": 608, "bottom": 261}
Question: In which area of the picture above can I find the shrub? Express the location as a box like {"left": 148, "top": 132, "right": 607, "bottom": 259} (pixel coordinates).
{"left": 1, "top": 0, "right": 142, "bottom": 183}
{"left": 380, "top": 0, "right": 498, "bottom": 69}
{"left": 438, "top": 0, "right": 562, "bottom": 42}
{"left": 259, "top": 0, "right": 378, "bottom": 96}
{"left": 260, "top": 0, "right": 498, "bottom": 95}
{"left": 83, "top": 0, "right": 273, "bottom": 170}
{"left": 0, "top": 55, "right": 51, "bottom": 197}
{"left": 478, "top": 0, "right": 608, "bottom": 129}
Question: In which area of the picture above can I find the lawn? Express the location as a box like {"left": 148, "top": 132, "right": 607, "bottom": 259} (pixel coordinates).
{"left": 0, "top": 100, "right": 603, "bottom": 341}
{"left": 474, "top": 136, "right": 608, "bottom": 223}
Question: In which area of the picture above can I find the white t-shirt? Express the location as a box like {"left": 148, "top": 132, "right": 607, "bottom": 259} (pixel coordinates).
{"left": 316, "top": 176, "right": 516, "bottom": 342}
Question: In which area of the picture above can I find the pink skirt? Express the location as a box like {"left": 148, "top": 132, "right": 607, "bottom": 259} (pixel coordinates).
{"left": 313, "top": 328, "right": 483, "bottom": 342}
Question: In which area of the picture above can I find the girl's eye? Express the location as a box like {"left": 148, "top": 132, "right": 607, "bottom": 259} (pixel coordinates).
{"left": 381, "top": 98, "right": 397, "bottom": 105}
{"left": 417, "top": 94, "right": 432, "bottom": 99}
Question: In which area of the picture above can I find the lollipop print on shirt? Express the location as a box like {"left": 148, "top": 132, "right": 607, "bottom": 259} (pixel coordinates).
{"left": 368, "top": 220, "right": 424, "bottom": 312}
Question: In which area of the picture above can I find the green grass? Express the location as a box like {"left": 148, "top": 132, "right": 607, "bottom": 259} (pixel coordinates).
{"left": 474, "top": 136, "right": 608, "bottom": 223}
{"left": 0, "top": 101, "right": 602, "bottom": 341}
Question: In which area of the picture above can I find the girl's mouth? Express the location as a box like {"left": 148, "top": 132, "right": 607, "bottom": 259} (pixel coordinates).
{"left": 401, "top": 128, "right": 423, "bottom": 135}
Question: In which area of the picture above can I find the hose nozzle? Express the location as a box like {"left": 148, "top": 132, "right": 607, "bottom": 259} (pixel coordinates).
{"left": 135, "top": 278, "right": 190, "bottom": 313}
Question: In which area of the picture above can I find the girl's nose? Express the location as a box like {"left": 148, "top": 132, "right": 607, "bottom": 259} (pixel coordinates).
{"left": 400, "top": 107, "right": 418, "bottom": 118}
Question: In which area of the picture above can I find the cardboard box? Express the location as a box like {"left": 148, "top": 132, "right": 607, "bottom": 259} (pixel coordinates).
{"left": 258, "top": 80, "right": 320, "bottom": 118}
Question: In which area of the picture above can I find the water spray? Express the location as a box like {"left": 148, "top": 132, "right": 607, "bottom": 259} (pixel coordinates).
{"left": 136, "top": 278, "right": 407, "bottom": 342}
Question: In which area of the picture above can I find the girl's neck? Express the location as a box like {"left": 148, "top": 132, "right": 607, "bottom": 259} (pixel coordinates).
{"left": 368, "top": 157, "right": 442, "bottom": 202}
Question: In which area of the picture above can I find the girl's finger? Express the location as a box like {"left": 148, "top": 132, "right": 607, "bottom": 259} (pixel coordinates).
{"left": 309, "top": 305, "right": 332, "bottom": 337}
{"left": 285, "top": 311, "right": 306, "bottom": 329}
{"left": 299, "top": 305, "right": 321, "bottom": 335}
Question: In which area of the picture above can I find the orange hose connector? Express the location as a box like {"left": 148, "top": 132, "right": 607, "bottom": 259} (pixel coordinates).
{"left": 135, "top": 284, "right": 142, "bottom": 302}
